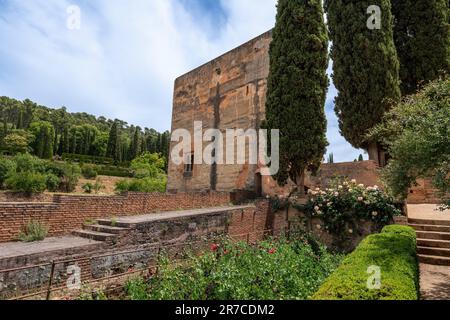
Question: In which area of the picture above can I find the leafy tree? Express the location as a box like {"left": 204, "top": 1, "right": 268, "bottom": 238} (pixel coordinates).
{"left": 358, "top": 154, "right": 364, "bottom": 162}
{"left": 325, "top": 0, "right": 401, "bottom": 159}
{"left": 2, "top": 133, "right": 30, "bottom": 154}
{"left": 264, "top": 0, "right": 329, "bottom": 192}
{"left": 29, "top": 122, "right": 55, "bottom": 159}
{"left": 391, "top": 0, "right": 450, "bottom": 95}
{"left": 369, "top": 78, "right": 450, "bottom": 208}
{"left": 131, "top": 152, "right": 166, "bottom": 179}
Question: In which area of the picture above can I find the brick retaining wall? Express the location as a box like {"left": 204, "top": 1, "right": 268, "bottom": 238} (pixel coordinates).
{"left": 0, "top": 192, "right": 231, "bottom": 243}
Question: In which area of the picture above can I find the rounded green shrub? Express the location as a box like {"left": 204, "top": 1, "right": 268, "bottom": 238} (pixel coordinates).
{"left": 45, "top": 174, "right": 60, "bottom": 192}
{"left": 81, "top": 164, "right": 98, "bottom": 180}
{"left": 0, "top": 157, "right": 16, "bottom": 187}
{"left": 6, "top": 172, "right": 47, "bottom": 194}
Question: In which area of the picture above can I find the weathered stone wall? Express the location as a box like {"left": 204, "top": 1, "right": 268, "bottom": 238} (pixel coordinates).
{"left": 0, "top": 201, "right": 271, "bottom": 299}
{"left": 167, "top": 30, "right": 272, "bottom": 193}
{"left": 0, "top": 192, "right": 231, "bottom": 243}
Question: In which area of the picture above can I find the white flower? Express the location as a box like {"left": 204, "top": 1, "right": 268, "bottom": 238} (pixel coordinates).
{"left": 358, "top": 184, "right": 364, "bottom": 188}
{"left": 338, "top": 185, "right": 343, "bottom": 190}
{"left": 343, "top": 182, "right": 348, "bottom": 186}
{"left": 373, "top": 185, "right": 379, "bottom": 190}
{"left": 372, "top": 211, "right": 378, "bottom": 217}
{"left": 351, "top": 179, "right": 357, "bottom": 184}
{"left": 358, "top": 197, "right": 364, "bottom": 202}
{"left": 334, "top": 192, "right": 339, "bottom": 197}
{"left": 327, "top": 202, "right": 332, "bottom": 207}
{"left": 308, "top": 189, "right": 313, "bottom": 195}
{"left": 348, "top": 229, "right": 353, "bottom": 234}
{"left": 314, "top": 206, "right": 320, "bottom": 212}
{"left": 316, "top": 224, "right": 322, "bottom": 230}
{"left": 315, "top": 188, "right": 320, "bottom": 192}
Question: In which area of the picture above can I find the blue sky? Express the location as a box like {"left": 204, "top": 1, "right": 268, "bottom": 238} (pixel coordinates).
{"left": 0, "top": 0, "right": 365, "bottom": 162}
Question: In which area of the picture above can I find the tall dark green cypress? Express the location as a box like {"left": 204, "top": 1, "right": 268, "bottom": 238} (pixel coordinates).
{"left": 325, "top": 0, "right": 401, "bottom": 158}
{"left": 391, "top": 0, "right": 450, "bottom": 95}
{"left": 106, "top": 121, "right": 119, "bottom": 160}
{"left": 264, "top": 0, "right": 329, "bottom": 191}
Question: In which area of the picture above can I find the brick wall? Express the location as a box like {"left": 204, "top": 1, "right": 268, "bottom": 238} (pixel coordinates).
{"left": 0, "top": 192, "right": 231, "bottom": 243}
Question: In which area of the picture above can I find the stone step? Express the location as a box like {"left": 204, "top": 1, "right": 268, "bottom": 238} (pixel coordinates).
{"left": 96, "top": 219, "right": 131, "bottom": 228}
{"left": 410, "top": 224, "right": 450, "bottom": 233}
{"left": 83, "top": 224, "right": 129, "bottom": 234}
{"left": 418, "top": 246, "right": 450, "bottom": 258}
{"left": 417, "top": 238, "right": 450, "bottom": 249}
{"left": 73, "top": 229, "right": 117, "bottom": 242}
{"left": 416, "top": 231, "right": 450, "bottom": 241}
{"left": 408, "top": 218, "right": 450, "bottom": 227}
{"left": 418, "top": 254, "right": 450, "bottom": 266}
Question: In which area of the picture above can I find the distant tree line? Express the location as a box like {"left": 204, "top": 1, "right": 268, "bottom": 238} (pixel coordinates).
{"left": 0, "top": 97, "right": 170, "bottom": 168}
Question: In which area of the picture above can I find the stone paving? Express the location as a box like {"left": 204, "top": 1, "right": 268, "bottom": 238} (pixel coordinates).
{"left": 420, "top": 264, "right": 450, "bottom": 300}
{"left": 108, "top": 205, "right": 253, "bottom": 225}
{"left": 408, "top": 204, "right": 450, "bottom": 220}
{"left": 0, "top": 236, "right": 101, "bottom": 260}
{"left": 408, "top": 204, "right": 450, "bottom": 300}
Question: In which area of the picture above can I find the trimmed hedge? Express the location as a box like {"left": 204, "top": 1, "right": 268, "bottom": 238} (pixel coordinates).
{"left": 62, "top": 153, "right": 114, "bottom": 165}
{"left": 312, "top": 225, "right": 419, "bottom": 300}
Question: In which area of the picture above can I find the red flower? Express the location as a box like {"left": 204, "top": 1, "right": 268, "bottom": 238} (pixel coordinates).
{"left": 268, "top": 248, "right": 277, "bottom": 254}
{"left": 210, "top": 243, "right": 219, "bottom": 252}
{"left": 223, "top": 249, "right": 229, "bottom": 255}
{"left": 128, "top": 268, "right": 135, "bottom": 273}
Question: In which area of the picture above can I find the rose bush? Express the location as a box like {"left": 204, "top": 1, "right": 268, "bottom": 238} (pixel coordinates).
{"left": 302, "top": 179, "right": 402, "bottom": 238}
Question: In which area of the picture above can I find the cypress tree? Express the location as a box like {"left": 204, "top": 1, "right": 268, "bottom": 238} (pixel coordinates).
{"left": 391, "top": 0, "right": 450, "bottom": 95}
{"left": 106, "top": 121, "right": 119, "bottom": 160}
{"left": 264, "top": 0, "right": 329, "bottom": 192}
{"left": 325, "top": 0, "right": 401, "bottom": 160}
{"left": 130, "top": 127, "right": 141, "bottom": 160}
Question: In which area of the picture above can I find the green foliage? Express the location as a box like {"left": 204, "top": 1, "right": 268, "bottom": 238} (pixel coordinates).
{"left": 45, "top": 173, "right": 60, "bottom": 192}
{"left": 264, "top": 0, "right": 329, "bottom": 186}
{"left": 303, "top": 179, "right": 401, "bottom": 245}
{"left": 2, "top": 132, "right": 30, "bottom": 154}
{"left": 115, "top": 176, "right": 167, "bottom": 193}
{"left": 126, "top": 237, "right": 342, "bottom": 300}
{"left": 0, "top": 96, "right": 168, "bottom": 162}
{"left": 81, "top": 164, "right": 98, "bottom": 179}
{"left": 325, "top": 0, "right": 401, "bottom": 149}
{"left": 62, "top": 153, "right": 113, "bottom": 165}
{"left": 125, "top": 277, "right": 150, "bottom": 300}
{"left": 82, "top": 182, "right": 94, "bottom": 194}
{"left": 97, "top": 165, "right": 133, "bottom": 178}
{"left": 131, "top": 152, "right": 166, "bottom": 179}
{"left": 327, "top": 153, "right": 334, "bottom": 164}
{"left": 392, "top": 0, "right": 450, "bottom": 95}
{"left": 82, "top": 179, "right": 104, "bottom": 194}
{"left": 106, "top": 121, "right": 120, "bottom": 161}
{"left": 14, "top": 153, "right": 46, "bottom": 173}
{"left": 5, "top": 172, "right": 47, "bottom": 194}
{"left": 18, "top": 220, "right": 49, "bottom": 242}
{"left": 78, "top": 286, "right": 108, "bottom": 300}
{"left": 313, "top": 225, "right": 419, "bottom": 300}
{"left": 369, "top": 78, "right": 450, "bottom": 208}
{"left": 29, "top": 121, "right": 55, "bottom": 159}
{"left": 0, "top": 158, "right": 16, "bottom": 186}
{"left": 58, "top": 163, "right": 81, "bottom": 193}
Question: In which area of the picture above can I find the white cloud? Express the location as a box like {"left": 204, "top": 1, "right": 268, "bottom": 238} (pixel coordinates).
{"left": 0, "top": 0, "right": 362, "bottom": 162}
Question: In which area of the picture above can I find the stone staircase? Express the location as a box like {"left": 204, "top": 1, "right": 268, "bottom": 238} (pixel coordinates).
{"left": 73, "top": 220, "right": 130, "bottom": 243}
{"left": 409, "top": 218, "right": 450, "bottom": 266}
